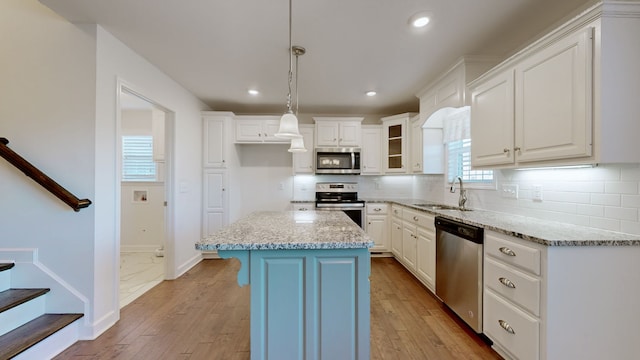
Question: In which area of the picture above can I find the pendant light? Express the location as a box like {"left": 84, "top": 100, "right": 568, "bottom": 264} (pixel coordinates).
{"left": 275, "top": 0, "right": 303, "bottom": 139}
{"left": 288, "top": 45, "right": 307, "bottom": 152}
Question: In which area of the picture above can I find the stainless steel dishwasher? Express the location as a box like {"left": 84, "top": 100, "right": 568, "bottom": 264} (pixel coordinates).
{"left": 435, "top": 216, "right": 484, "bottom": 333}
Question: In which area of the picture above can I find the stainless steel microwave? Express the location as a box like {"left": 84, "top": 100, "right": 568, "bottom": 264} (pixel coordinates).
{"left": 315, "top": 148, "right": 361, "bottom": 175}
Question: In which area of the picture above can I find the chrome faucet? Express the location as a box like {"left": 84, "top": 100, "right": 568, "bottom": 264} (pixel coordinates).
{"left": 450, "top": 176, "right": 467, "bottom": 210}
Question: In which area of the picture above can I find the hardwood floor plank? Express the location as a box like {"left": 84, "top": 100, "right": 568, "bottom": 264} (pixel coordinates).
{"left": 55, "top": 257, "right": 500, "bottom": 360}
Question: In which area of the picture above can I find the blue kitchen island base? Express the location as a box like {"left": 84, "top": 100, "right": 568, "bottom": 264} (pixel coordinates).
{"left": 219, "top": 248, "right": 371, "bottom": 360}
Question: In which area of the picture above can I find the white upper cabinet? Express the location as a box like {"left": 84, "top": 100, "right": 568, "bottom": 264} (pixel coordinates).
{"left": 381, "top": 113, "right": 415, "bottom": 174}
{"left": 203, "top": 111, "right": 233, "bottom": 168}
{"left": 313, "top": 117, "right": 363, "bottom": 147}
{"left": 410, "top": 115, "right": 424, "bottom": 173}
{"left": 470, "top": 70, "right": 516, "bottom": 167}
{"left": 361, "top": 125, "right": 382, "bottom": 175}
{"left": 235, "top": 115, "right": 289, "bottom": 143}
{"left": 471, "top": 27, "right": 593, "bottom": 167}
{"left": 292, "top": 125, "right": 314, "bottom": 174}
{"left": 470, "top": 2, "right": 640, "bottom": 168}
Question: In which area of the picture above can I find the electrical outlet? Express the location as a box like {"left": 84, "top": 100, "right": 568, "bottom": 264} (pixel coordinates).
{"left": 502, "top": 184, "right": 519, "bottom": 199}
{"left": 532, "top": 185, "right": 543, "bottom": 201}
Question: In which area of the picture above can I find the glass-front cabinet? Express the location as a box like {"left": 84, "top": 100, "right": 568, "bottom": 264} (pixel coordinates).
{"left": 382, "top": 113, "right": 416, "bottom": 174}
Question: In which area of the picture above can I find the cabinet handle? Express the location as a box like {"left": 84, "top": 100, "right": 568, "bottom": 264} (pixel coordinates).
{"left": 222, "top": 159, "right": 225, "bottom": 163}
{"left": 503, "top": 148, "right": 510, "bottom": 155}
{"left": 413, "top": 216, "right": 419, "bottom": 221}
{"left": 340, "top": 138, "right": 343, "bottom": 141}
{"left": 499, "top": 247, "right": 516, "bottom": 257}
{"left": 374, "top": 208, "right": 381, "bottom": 212}
{"left": 498, "top": 320, "right": 515, "bottom": 334}
{"left": 514, "top": 146, "right": 521, "bottom": 153}
{"left": 499, "top": 277, "right": 516, "bottom": 289}
{"left": 258, "top": 133, "right": 262, "bottom": 137}
{"left": 298, "top": 207, "right": 308, "bottom": 211}
{"left": 264, "top": 133, "right": 268, "bottom": 137}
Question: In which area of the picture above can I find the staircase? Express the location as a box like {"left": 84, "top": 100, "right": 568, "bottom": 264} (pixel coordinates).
{"left": 0, "top": 262, "right": 83, "bottom": 360}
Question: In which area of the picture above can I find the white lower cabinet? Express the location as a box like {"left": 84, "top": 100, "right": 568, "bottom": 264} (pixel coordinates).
{"left": 202, "top": 169, "right": 227, "bottom": 237}
{"left": 365, "top": 203, "right": 388, "bottom": 252}
{"left": 390, "top": 205, "right": 403, "bottom": 259}
{"left": 484, "top": 230, "right": 542, "bottom": 360}
{"left": 389, "top": 205, "right": 437, "bottom": 291}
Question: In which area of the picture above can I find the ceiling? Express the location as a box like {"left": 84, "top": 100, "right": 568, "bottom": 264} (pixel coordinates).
{"left": 40, "top": 0, "right": 593, "bottom": 115}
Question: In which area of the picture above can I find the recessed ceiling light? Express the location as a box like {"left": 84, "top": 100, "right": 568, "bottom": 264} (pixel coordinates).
{"left": 409, "top": 12, "right": 431, "bottom": 28}
{"left": 248, "top": 89, "right": 259, "bottom": 96}
{"left": 366, "top": 91, "right": 377, "bottom": 97}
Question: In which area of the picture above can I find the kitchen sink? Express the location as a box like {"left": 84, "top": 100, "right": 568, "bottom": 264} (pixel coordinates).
{"left": 412, "top": 203, "right": 472, "bottom": 211}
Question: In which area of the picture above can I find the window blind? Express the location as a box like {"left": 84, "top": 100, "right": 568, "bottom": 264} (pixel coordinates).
{"left": 447, "top": 139, "right": 493, "bottom": 183}
{"left": 122, "top": 136, "right": 156, "bottom": 181}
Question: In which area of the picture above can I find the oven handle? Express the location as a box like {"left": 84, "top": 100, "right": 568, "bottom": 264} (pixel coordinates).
{"left": 316, "top": 203, "right": 365, "bottom": 209}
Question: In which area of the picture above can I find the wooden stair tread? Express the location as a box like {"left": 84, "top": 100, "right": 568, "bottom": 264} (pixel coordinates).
{"left": 0, "top": 288, "right": 50, "bottom": 314}
{"left": 0, "top": 263, "right": 14, "bottom": 272}
{"left": 0, "top": 313, "right": 83, "bottom": 360}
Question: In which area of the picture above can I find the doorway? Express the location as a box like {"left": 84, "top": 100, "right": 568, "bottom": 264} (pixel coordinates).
{"left": 118, "top": 86, "right": 173, "bottom": 308}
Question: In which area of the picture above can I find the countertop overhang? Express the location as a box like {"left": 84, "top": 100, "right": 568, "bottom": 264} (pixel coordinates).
{"left": 196, "top": 210, "right": 374, "bottom": 251}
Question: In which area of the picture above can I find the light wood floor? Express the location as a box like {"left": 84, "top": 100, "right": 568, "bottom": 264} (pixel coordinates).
{"left": 55, "top": 257, "right": 500, "bottom": 360}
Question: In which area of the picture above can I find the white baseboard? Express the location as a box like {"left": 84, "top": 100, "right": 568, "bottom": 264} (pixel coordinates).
{"left": 175, "top": 253, "right": 203, "bottom": 279}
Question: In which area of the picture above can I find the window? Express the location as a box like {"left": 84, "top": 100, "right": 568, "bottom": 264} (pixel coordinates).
{"left": 122, "top": 135, "right": 157, "bottom": 181}
{"left": 447, "top": 138, "right": 494, "bottom": 188}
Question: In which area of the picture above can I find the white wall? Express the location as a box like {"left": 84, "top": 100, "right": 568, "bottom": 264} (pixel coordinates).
{"left": 94, "top": 25, "right": 208, "bottom": 335}
{"left": 1, "top": 0, "right": 210, "bottom": 339}
{"left": 0, "top": 0, "right": 96, "bottom": 330}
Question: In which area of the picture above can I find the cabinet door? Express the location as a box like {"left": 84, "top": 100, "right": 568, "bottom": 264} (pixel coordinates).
{"left": 470, "top": 70, "right": 515, "bottom": 167}
{"left": 514, "top": 27, "right": 593, "bottom": 163}
{"left": 361, "top": 127, "right": 382, "bottom": 174}
{"left": 316, "top": 121, "right": 339, "bottom": 146}
{"left": 293, "top": 126, "right": 314, "bottom": 173}
{"left": 410, "top": 117, "right": 423, "bottom": 173}
{"left": 235, "top": 119, "right": 264, "bottom": 142}
{"left": 263, "top": 119, "right": 287, "bottom": 143}
{"left": 203, "top": 170, "right": 227, "bottom": 236}
{"left": 390, "top": 218, "right": 403, "bottom": 259}
{"left": 402, "top": 223, "right": 417, "bottom": 271}
{"left": 384, "top": 119, "right": 407, "bottom": 173}
{"left": 366, "top": 215, "right": 388, "bottom": 252}
{"left": 338, "top": 122, "right": 361, "bottom": 147}
{"left": 416, "top": 227, "right": 435, "bottom": 290}
{"left": 203, "top": 117, "right": 226, "bottom": 168}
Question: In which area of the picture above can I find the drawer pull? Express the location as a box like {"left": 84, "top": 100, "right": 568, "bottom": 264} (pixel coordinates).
{"left": 374, "top": 208, "right": 382, "bottom": 212}
{"left": 298, "top": 207, "right": 308, "bottom": 211}
{"left": 499, "top": 277, "right": 516, "bottom": 289}
{"left": 413, "top": 216, "right": 419, "bottom": 221}
{"left": 498, "top": 320, "right": 515, "bottom": 334}
{"left": 499, "top": 247, "right": 516, "bottom": 257}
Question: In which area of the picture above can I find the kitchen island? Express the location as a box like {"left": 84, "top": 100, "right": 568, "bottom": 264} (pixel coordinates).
{"left": 196, "top": 211, "right": 374, "bottom": 360}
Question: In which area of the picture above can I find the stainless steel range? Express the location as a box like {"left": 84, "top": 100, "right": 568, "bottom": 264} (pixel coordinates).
{"left": 315, "top": 182, "right": 365, "bottom": 228}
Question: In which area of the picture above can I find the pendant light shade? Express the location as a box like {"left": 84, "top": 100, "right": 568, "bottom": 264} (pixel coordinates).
{"left": 276, "top": 111, "right": 302, "bottom": 138}
{"left": 288, "top": 136, "right": 307, "bottom": 153}
{"left": 275, "top": 0, "right": 304, "bottom": 139}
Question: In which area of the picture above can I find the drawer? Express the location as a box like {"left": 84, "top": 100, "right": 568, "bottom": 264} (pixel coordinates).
{"left": 402, "top": 208, "right": 434, "bottom": 230}
{"left": 291, "top": 203, "right": 314, "bottom": 211}
{"left": 485, "top": 232, "right": 541, "bottom": 275}
{"left": 391, "top": 204, "right": 403, "bottom": 218}
{"left": 484, "top": 290, "right": 540, "bottom": 360}
{"left": 485, "top": 257, "right": 541, "bottom": 316}
{"left": 366, "top": 203, "right": 388, "bottom": 215}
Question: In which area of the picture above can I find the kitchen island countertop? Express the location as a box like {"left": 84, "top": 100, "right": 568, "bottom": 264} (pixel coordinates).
{"left": 196, "top": 210, "right": 373, "bottom": 251}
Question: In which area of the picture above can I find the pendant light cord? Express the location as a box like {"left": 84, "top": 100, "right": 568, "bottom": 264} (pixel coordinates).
{"left": 286, "top": 0, "right": 294, "bottom": 113}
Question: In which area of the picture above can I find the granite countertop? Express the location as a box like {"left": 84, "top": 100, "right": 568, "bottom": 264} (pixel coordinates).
{"left": 361, "top": 198, "right": 640, "bottom": 247}
{"left": 196, "top": 211, "right": 374, "bottom": 251}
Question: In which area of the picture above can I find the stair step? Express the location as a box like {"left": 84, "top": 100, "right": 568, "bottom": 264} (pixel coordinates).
{"left": 0, "top": 264, "right": 14, "bottom": 272}
{"left": 0, "top": 313, "right": 83, "bottom": 360}
{"left": 0, "top": 289, "right": 50, "bottom": 314}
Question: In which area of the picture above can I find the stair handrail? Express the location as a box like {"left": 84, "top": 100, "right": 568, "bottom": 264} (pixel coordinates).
{"left": 0, "top": 137, "right": 92, "bottom": 212}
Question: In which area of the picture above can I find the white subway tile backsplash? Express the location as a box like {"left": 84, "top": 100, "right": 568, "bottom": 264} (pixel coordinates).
{"left": 589, "top": 217, "right": 620, "bottom": 232}
{"left": 604, "top": 207, "right": 638, "bottom": 221}
{"left": 621, "top": 220, "right": 640, "bottom": 234}
{"left": 620, "top": 164, "right": 640, "bottom": 181}
{"left": 543, "top": 191, "right": 591, "bottom": 204}
{"left": 576, "top": 204, "right": 605, "bottom": 217}
{"left": 604, "top": 181, "right": 638, "bottom": 195}
{"left": 622, "top": 195, "right": 640, "bottom": 208}
{"left": 591, "top": 193, "right": 621, "bottom": 206}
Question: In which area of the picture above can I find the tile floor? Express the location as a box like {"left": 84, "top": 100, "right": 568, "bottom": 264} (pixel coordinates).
{"left": 119, "top": 252, "right": 165, "bottom": 308}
